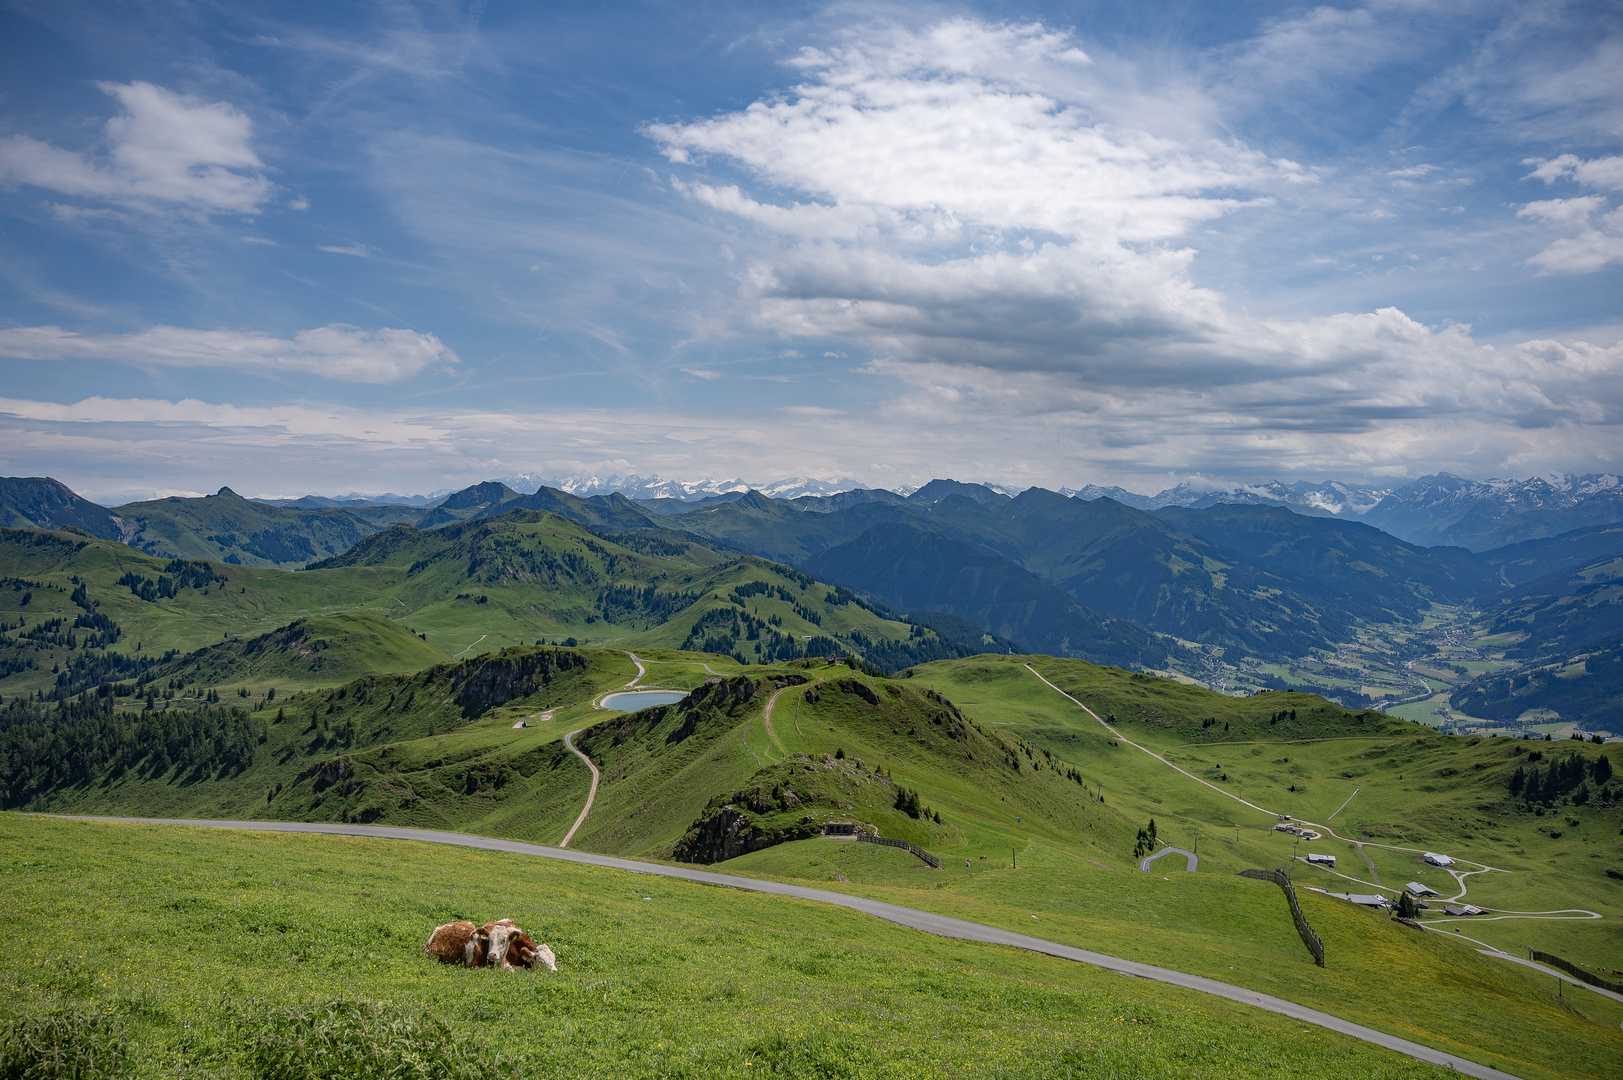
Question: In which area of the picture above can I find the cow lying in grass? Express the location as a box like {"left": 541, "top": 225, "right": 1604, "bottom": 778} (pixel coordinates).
{"left": 423, "top": 919, "right": 556, "bottom": 971}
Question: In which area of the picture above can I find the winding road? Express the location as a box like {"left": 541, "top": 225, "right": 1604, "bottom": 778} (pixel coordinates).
{"left": 558, "top": 729, "right": 599, "bottom": 849}
{"left": 49, "top": 815, "right": 1527, "bottom": 1080}
{"left": 1023, "top": 664, "right": 1608, "bottom": 970}
{"left": 1140, "top": 846, "right": 1198, "bottom": 872}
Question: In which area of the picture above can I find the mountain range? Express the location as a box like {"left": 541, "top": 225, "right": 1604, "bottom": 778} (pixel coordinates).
{"left": 3, "top": 472, "right": 1622, "bottom": 714}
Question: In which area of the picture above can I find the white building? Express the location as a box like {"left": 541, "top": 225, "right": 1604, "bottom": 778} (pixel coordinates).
{"left": 1423, "top": 852, "right": 1454, "bottom": 867}
{"left": 1306, "top": 853, "right": 1336, "bottom": 866}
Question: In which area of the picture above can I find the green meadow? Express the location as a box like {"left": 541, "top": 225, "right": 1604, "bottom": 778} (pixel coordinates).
{"left": 1, "top": 815, "right": 1460, "bottom": 1080}
{"left": 5, "top": 536, "right": 1623, "bottom": 1080}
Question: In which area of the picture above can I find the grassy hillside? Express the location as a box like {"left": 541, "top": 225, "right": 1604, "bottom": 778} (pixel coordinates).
{"left": 111, "top": 487, "right": 380, "bottom": 569}
{"left": 4, "top": 643, "right": 1622, "bottom": 1078}
{"left": 1487, "top": 553, "right": 1623, "bottom": 658}
{"left": 906, "top": 655, "right": 1623, "bottom": 963}
{"left": 0, "top": 815, "right": 1457, "bottom": 1080}
{"left": 152, "top": 611, "right": 453, "bottom": 692}
{"left": 0, "top": 515, "right": 962, "bottom": 711}
{"left": 0, "top": 645, "right": 630, "bottom": 819}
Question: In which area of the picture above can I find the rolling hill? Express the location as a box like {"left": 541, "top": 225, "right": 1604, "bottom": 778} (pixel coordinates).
{"left": 0, "top": 509, "right": 968, "bottom": 709}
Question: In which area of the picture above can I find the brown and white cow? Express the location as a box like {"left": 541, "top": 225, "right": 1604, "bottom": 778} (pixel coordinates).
{"left": 423, "top": 921, "right": 478, "bottom": 965}
{"left": 425, "top": 919, "right": 556, "bottom": 971}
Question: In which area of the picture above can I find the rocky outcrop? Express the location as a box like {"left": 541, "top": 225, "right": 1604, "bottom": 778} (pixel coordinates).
{"left": 664, "top": 675, "right": 759, "bottom": 744}
{"left": 835, "top": 677, "right": 881, "bottom": 705}
{"left": 452, "top": 648, "right": 588, "bottom": 717}
{"left": 670, "top": 804, "right": 822, "bottom": 864}
{"left": 670, "top": 753, "right": 898, "bottom": 864}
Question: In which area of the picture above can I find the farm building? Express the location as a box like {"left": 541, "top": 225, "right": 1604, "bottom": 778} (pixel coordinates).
{"left": 1423, "top": 852, "right": 1454, "bottom": 867}
{"left": 1328, "top": 892, "right": 1390, "bottom": 908}
{"left": 1405, "top": 882, "right": 1439, "bottom": 897}
{"left": 1306, "top": 853, "right": 1336, "bottom": 866}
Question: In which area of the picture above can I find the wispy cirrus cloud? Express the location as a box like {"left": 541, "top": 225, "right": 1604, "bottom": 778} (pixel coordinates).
{"left": 0, "top": 82, "right": 272, "bottom": 215}
{"left": 0, "top": 324, "right": 459, "bottom": 383}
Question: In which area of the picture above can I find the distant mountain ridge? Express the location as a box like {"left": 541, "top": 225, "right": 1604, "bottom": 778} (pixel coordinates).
{"left": 1069, "top": 472, "right": 1623, "bottom": 551}
{"left": 0, "top": 476, "right": 128, "bottom": 542}
{"left": 6, "top": 472, "right": 1621, "bottom": 691}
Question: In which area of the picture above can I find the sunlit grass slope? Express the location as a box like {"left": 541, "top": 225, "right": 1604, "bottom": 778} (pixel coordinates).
{"left": 0, "top": 814, "right": 1460, "bottom": 1080}
{"left": 723, "top": 838, "right": 1623, "bottom": 1080}
{"left": 2, "top": 647, "right": 634, "bottom": 830}
{"left": 905, "top": 654, "right": 1623, "bottom": 965}
{"left": 153, "top": 611, "right": 452, "bottom": 692}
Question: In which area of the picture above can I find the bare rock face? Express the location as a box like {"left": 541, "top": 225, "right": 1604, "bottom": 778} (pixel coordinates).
{"left": 834, "top": 678, "right": 881, "bottom": 705}
{"left": 671, "top": 804, "right": 820, "bottom": 864}
{"left": 452, "top": 649, "right": 588, "bottom": 717}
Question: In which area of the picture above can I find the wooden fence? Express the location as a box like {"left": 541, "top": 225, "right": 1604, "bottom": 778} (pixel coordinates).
{"left": 1239, "top": 867, "right": 1324, "bottom": 967}
{"left": 1529, "top": 950, "right": 1623, "bottom": 993}
{"left": 857, "top": 831, "right": 941, "bottom": 868}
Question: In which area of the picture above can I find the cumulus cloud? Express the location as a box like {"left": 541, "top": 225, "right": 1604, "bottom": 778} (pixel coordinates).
{"left": 1520, "top": 154, "right": 1623, "bottom": 273}
{"left": 648, "top": 21, "right": 1299, "bottom": 247}
{"left": 643, "top": 17, "right": 1620, "bottom": 454}
{"left": 0, "top": 82, "right": 271, "bottom": 215}
{"left": 0, "top": 324, "right": 459, "bottom": 383}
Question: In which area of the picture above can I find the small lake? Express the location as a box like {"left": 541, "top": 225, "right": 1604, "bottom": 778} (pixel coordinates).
{"left": 600, "top": 690, "right": 688, "bottom": 712}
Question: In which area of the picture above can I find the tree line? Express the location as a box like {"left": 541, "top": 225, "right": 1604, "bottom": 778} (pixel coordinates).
{"left": 1508, "top": 750, "right": 1615, "bottom": 807}
{"left": 0, "top": 693, "right": 264, "bottom": 808}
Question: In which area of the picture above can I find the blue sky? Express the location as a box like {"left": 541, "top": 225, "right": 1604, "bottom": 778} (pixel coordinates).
{"left": 0, "top": 0, "right": 1619, "bottom": 502}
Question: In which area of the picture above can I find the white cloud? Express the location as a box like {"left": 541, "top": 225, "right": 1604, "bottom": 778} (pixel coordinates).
{"left": 318, "top": 242, "right": 372, "bottom": 257}
{"left": 0, "top": 324, "right": 459, "bottom": 383}
{"left": 0, "top": 82, "right": 271, "bottom": 215}
{"left": 648, "top": 21, "right": 1300, "bottom": 247}
{"left": 647, "top": 19, "right": 1304, "bottom": 377}
{"left": 680, "top": 367, "right": 722, "bottom": 380}
{"left": 1520, "top": 154, "right": 1623, "bottom": 273}
{"left": 637, "top": 16, "right": 1621, "bottom": 467}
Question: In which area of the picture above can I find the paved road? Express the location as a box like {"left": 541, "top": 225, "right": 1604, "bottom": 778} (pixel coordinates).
{"left": 51, "top": 815, "right": 1522, "bottom": 1080}
{"left": 1140, "top": 846, "right": 1198, "bottom": 872}
{"left": 559, "top": 730, "right": 599, "bottom": 848}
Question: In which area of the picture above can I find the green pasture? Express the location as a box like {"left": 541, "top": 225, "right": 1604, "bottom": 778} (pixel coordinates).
{"left": 904, "top": 656, "right": 1623, "bottom": 957}
{"left": 1, "top": 815, "right": 1459, "bottom": 1080}
{"left": 725, "top": 839, "right": 1623, "bottom": 1080}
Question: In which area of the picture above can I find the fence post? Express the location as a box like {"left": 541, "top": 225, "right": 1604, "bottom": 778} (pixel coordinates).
{"left": 1239, "top": 867, "right": 1323, "bottom": 967}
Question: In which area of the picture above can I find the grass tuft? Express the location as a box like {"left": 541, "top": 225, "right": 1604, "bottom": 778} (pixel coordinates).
{"left": 0, "top": 999, "right": 130, "bottom": 1080}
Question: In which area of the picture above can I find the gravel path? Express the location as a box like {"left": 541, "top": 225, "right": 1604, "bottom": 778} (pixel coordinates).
{"left": 559, "top": 730, "right": 600, "bottom": 848}
{"left": 50, "top": 815, "right": 1523, "bottom": 1080}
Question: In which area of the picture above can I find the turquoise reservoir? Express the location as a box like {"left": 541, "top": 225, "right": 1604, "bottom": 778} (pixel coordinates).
{"left": 601, "top": 690, "right": 687, "bottom": 711}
